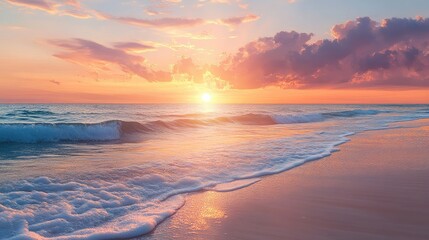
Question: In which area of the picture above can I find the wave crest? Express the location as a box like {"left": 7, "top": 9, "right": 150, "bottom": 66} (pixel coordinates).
{"left": 0, "top": 121, "right": 121, "bottom": 143}
{"left": 0, "top": 109, "right": 383, "bottom": 143}
{"left": 5, "top": 110, "right": 56, "bottom": 116}
{"left": 322, "top": 109, "right": 381, "bottom": 118}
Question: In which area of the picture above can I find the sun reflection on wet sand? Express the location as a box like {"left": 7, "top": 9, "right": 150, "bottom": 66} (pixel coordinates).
{"left": 141, "top": 120, "right": 429, "bottom": 240}
{"left": 178, "top": 191, "right": 226, "bottom": 232}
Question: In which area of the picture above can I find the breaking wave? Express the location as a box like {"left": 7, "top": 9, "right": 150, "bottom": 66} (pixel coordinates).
{"left": 0, "top": 121, "right": 121, "bottom": 143}
{"left": 0, "top": 109, "right": 383, "bottom": 143}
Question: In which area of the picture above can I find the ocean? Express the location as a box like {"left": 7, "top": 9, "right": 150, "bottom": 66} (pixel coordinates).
{"left": 1, "top": 104, "right": 428, "bottom": 239}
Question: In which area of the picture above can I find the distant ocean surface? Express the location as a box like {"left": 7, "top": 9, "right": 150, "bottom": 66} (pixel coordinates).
{"left": 1, "top": 104, "right": 429, "bottom": 239}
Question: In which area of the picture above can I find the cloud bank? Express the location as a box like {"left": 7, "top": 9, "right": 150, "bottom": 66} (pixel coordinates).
{"left": 212, "top": 17, "right": 429, "bottom": 89}
{"left": 47, "top": 17, "right": 429, "bottom": 90}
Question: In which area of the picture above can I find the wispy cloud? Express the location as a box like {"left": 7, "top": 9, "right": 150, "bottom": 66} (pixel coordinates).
{"left": 217, "top": 14, "right": 259, "bottom": 27}
{"left": 196, "top": 0, "right": 248, "bottom": 9}
{"left": 49, "top": 79, "right": 61, "bottom": 85}
{"left": 143, "top": 0, "right": 184, "bottom": 16}
{"left": 48, "top": 38, "right": 171, "bottom": 82}
{"left": 113, "top": 42, "right": 156, "bottom": 53}
{"left": 5, "top": 0, "right": 93, "bottom": 19}
{"left": 106, "top": 15, "right": 206, "bottom": 28}
{"left": 6, "top": 0, "right": 259, "bottom": 30}
{"left": 99, "top": 12, "right": 259, "bottom": 29}
{"left": 6, "top": 0, "right": 56, "bottom": 12}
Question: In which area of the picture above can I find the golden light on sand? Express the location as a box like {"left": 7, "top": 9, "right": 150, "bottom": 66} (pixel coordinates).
{"left": 201, "top": 93, "right": 212, "bottom": 103}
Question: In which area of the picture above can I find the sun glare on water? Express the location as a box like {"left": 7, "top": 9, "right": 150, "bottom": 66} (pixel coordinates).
{"left": 201, "top": 93, "right": 212, "bottom": 103}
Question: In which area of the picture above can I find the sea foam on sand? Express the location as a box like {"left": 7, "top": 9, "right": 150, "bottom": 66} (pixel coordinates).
{"left": 1, "top": 105, "right": 429, "bottom": 239}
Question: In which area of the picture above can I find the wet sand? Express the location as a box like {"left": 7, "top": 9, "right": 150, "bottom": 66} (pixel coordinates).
{"left": 142, "top": 120, "right": 429, "bottom": 240}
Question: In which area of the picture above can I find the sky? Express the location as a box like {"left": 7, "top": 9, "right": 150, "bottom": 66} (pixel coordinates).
{"left": 1, "top": 0, "right": 429, "bottom": 103}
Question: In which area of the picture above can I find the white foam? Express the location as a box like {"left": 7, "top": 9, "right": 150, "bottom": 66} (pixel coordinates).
{"left": 0, "top": 132, "right": 346, "bottom": 239}
{"left": 0, "top": 176, "right": 187, "bottom": 240}
{"left": 2, "top": 106, "right": 429, "bottom": 239}
{"left": 209, "top": 178, "right": 261, "bottom": 192}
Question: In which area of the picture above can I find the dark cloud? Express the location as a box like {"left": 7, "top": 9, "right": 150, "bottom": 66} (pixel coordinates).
{"left": 379, "top": 17, "right": 429, "bottom": 43}
{"left": 358, "top": 50, "right": 393, "bottom": 72}
{"left": 48, "top": 38, "right": 170, "bottom": 82}
{"left": 358, "top": 47, "right": 422, "bottom": 73}
{"left": 212, "top": 17, "right": 429, "bottom": 89}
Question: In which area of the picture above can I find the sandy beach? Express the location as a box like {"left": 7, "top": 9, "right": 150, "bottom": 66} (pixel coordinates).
{"left": 141, "top": 120, "right": 429, "bottom": 240}
{"left": 3, "top": 0, "right": 429, "bottom": 238}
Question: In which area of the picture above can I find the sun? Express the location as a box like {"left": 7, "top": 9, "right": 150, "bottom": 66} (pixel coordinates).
{"left": 201, "top": 93, "right": 212, "bottom": 103}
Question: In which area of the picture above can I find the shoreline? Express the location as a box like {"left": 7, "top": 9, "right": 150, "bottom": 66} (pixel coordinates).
{"left": 140, "top": 119, "right": 429, "bottom": 240}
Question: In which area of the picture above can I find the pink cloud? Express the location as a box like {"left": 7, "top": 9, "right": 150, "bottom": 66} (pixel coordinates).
{"left": 218, "top": 14, "right": 260, "bottom": 26}
{"left": 48, "top": 38, "right": 170, "bottom": 82}
{"left": 6, "top": 0, "right": 259, "bottom": 30}
{"left": 98, "top": 11, "right": 259, "bottom": 29}
{"left": 6, "top": 0, "right": 93, "bottom": 19}
{"left": 6, "top": 0, "right": 55, "bottom": 12}
{"left": 172, "top": 57, "right": 204, "bottom": 83}
{"left": 60, "top": 9, "right": 91, "bottom": 19}
{"left": 212, "top": 17, "right": 429, "bottom": 89}
{"left": 113, "top": 42, "right": 155, "bottom": 53}
{"left": 111, "top": 16, "right": 205, "bottom": 28}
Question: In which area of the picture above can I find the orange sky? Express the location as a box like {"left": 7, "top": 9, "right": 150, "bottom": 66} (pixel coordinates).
{"left": 1, "top": 0, "right": 429, "bottom": 104}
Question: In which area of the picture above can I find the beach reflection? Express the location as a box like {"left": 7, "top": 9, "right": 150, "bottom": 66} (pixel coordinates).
{"left": 193, "top": 192, "right": 226, "bottom": 231}
{"left": 172, "top": 191, "right": 226, "bottom": 232}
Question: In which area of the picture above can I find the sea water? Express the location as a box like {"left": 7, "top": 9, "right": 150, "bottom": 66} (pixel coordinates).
{"left": 0, "top": 104, "right": 428, "bottom": 239}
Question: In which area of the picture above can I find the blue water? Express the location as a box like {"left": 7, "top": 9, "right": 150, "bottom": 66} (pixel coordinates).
{"left": 0, "top": 104, "right": 428, "bottom": 239}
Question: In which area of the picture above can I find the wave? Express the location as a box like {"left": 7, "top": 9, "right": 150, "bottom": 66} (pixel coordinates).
{"left": 158, "top": 113, "right": 209, "bottom": 118}
{"left": 0, "top": 115, "right": 277, "bottom": 143}
{"left": 322, "top": 109, "right": 382, "bottom": 118}
{"left": 0, "top": 109, "right": 384, "bottom": 143}
{"left": 0, "top": 121, "right": 121, "bottom": 143}
{"left": 5, "top": 110, "right": 56, "bottom": 117}
{"left": 0, "top": 132, "right": 350, "bottom": 239}
{"left": 142, "top": 109, "right": 384, "bottom": 128}
{"left": 273, "top": 113, "right": 325, "bottom": 124}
